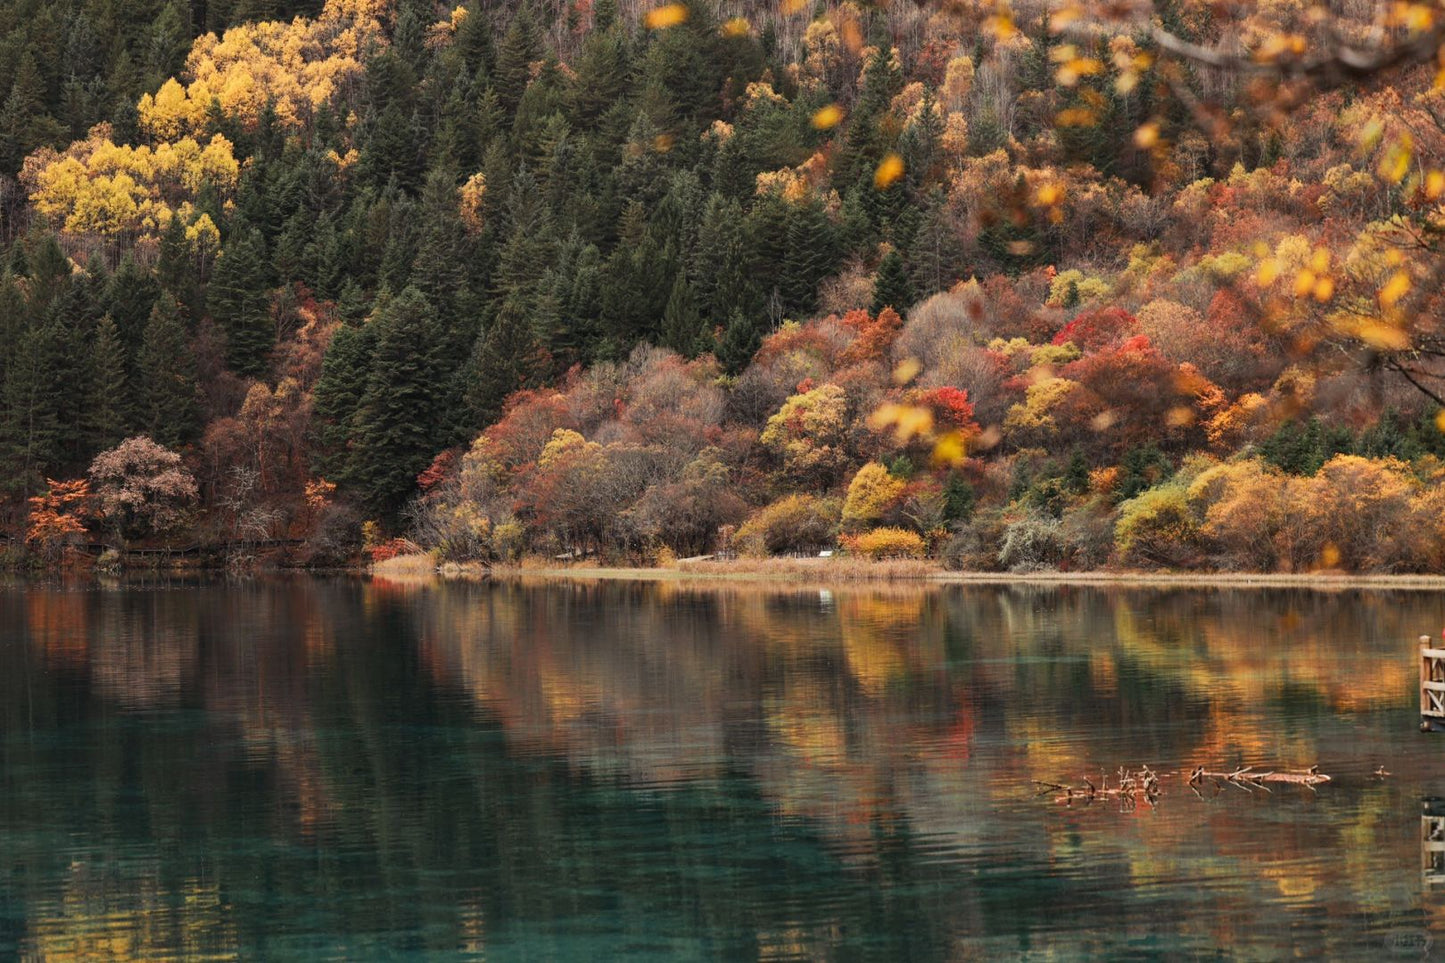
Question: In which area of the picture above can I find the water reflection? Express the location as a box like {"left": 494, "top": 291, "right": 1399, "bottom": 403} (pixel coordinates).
{"left": 0, "top": 578, "right": 1443, "bottom": 959}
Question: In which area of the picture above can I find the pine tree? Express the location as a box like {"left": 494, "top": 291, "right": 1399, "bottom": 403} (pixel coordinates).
{"left": 780, "top": 200, "right": 838, "bottom": 317}
{"left": 352, "top": 288, "right": 449, "bottom": 517}
{"left": 908, "top": 191, "right": 962, "bottom": 298}
{"left": 137, "top": 297, "right": 199, "bottom": 448}
{"left": 87, "top": 314, "right": 131, "bottom": 450}
{"left": 411, "top": 165, "right": 474, "bottom": 350}
{"left": 311, "top": 317, "right": 378, "bottom": 483}
{"left": 572, "top": 18, "right": 631, "bottom": 124}
{"left": 0, "top": 324, "right": 62, "bottom": 494}
{"left": 467, "top": 293, "right": 546, "bottom": 423}
{"left": 156, "top": 214, "right": 198, "bottom": 315}
{"left": 209, "top": 227, "right": 273, "bottom": 377}
{"left": 1, "top": 53, "right": 63, "bottom": 174}
{"left": 872, "top": 249, "right": 915, "bottom": 316}
{"left": 106, "top": 254, "right": 160, "bottom": 364}
{"left": 661, "top": 273, "right": 704, "bottom": 356}
{"left": 494, "top": 4, "right": 542, "bottom": 115}
{"left": 694, "top": 195, "right": 755, "bottom": 323}
{"left": 0, "top": 275, "right": 25, "bottom": 383}
{"left": 716, "top": 307, "right": 762, "bottom": 374}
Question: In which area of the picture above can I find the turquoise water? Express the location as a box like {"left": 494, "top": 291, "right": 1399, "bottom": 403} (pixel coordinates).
{"left": 1, "top": 578, "right": 1444, "bottom": 960}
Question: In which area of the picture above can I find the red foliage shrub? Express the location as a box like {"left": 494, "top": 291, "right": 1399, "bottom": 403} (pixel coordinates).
{"left": 1052, "top": 306, "right": 1140, "bottom": 352}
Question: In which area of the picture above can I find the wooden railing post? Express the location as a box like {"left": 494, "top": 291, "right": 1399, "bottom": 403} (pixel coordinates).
{"left": 1422, "top": 635, "right": 1445, "bottom": 732}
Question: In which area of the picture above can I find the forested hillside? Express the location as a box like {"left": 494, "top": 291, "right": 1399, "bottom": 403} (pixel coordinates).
{"left": 4, "top": 0, "right": 1445, "bottom": 571}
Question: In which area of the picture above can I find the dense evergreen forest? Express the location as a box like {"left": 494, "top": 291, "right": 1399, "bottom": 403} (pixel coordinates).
{"left": 5, "top": 0, "right": 1445, "bottom": 572}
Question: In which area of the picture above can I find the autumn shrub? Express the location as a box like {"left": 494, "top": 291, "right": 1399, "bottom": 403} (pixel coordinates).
{"left": 996, "top": 512, "right": 1066, "bottom": 571}
{"left": 1187, "top": 458, "right": 1286, "bottom": 570}
{"left": 734, "top": 495, "right": 841, "bottom": 556}
{"left": 88, "top": 437, "right": 198, "bottom": 542}
{"left": 940, "top": 507, "right": 1009, "bottom": 571}
{"left": 841, "top": 527, "right": 927, "bottom": 559}
{"left": 1114, "top": 483, "right": 1202, "bottom": 568}
{"left": 760, "top": 383, "right": 852, "bottom": 488}
{"left": 369, "top": 537, "right": 422, "bottom": 563}
{"left": 841, "top": 462, "right": 907, "bottom": 531}
{"left": 1059, "top": 499, "right": 1118, "bottom": 570}
{"left": 1286, "top": 455, "right": 1423, "bottom": 572}
{"left": 26, "top": 478, "right": 91, "bottom": 560}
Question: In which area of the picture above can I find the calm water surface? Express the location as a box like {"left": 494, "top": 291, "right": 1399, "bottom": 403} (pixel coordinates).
{"left": 2, "top": 577, "right": 1444, "bottom": 960}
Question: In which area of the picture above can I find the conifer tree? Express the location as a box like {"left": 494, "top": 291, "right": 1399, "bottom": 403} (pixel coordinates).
{"left": 662, "top": 273, "right": 705, "bottom": 356}
{"left": 156, "top": 214, "right": 198, "bottom": 315}
{"left": 468, "top": 293, "right": 546, "bottom": 423}
{"left": 311, "top": 316, "right": 379, "bottom": 483}
{"left": 209, "top": 227, "right": 273, "bottom": 377}
{"left": 106, "top": 254, "right": 160, "bottom": 363}
{"left": 352, "top": 287, "right": 449, "bottom": 517}
{"left": 780, "top": 200, "right": 838, "bottom": 317}
{"left": 716, "top": 307, "right": 762, "bottom": 374}
{"left": 494, "top": 4, "right": 542, "bottom": 115}
{"left": 872, "top": 249, "right": 915, "bottom": 316}
{"left": 0, "top": 323, "right": 62, "bottom": 493}
{"left": 694, "top": 195, "right": 754, "bottom": 323}
{"left": 87, "top": 314, "right": 131, "bottom": 450}
{"left": 137, "top": 296, "right": 198, "bottom": 448}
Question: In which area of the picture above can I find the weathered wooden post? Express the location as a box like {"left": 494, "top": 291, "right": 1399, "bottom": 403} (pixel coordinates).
{"left": 1422, "top": 635, "right": 1445, "bottom": 732}
{"left": 1425, "top": 798, "right": 1445, "bottom": 889}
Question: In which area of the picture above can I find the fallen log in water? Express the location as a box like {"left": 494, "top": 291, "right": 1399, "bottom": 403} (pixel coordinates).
{"left": 1187, "top": 764, "right": 1331, "bottom": 790}
{"left": 1034, "top": 766, "right": 1164, "bottom": 808}
{"left": 1036, "top": 764, "right": 1334, "bottom": 806}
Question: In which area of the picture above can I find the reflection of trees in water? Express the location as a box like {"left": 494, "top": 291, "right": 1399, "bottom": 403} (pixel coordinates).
{"left": 0, "top": 581, "right": 1436, "bottom": 959}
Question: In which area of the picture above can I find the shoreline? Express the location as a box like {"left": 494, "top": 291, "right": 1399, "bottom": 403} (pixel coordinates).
{"left": 378, "top": 556, "right": 1445, "bottom": 591}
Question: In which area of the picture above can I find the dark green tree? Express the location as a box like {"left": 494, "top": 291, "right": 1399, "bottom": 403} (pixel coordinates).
{"left": 352, "top": 288, "right": 450, "bottom": 517}
{"left": 87, "top": 314, "right": 132, "bottom": 450}
{"left": 871, "top": 249, "right": 915, "bottom": 316}
{"left": 467, "top": 293, "right": 546, "bottom": 423}
{"left": 136, "top": 297, "right": 199, "bottom": 448}
{"left": 209, "top": 227, "right": 273, "bottom": 377}
{"left": 661, "top": 273, "right": 705, "bottom": 356}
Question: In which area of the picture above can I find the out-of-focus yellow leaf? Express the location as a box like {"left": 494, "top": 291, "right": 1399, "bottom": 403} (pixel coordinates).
{"left": 1427, "top": 169, "right": 1445, "bottom": 199}
{"left": 1380, "top": 136, "right": 1414, "bottom": 184}
{"left": 1133, "top": 122, "right": 1159, "bottom": 149}
{"left": 1056, "top": 107, "right": 1097, "bottom": 127}
{"left": 874, "top": 153, "right": 904, "bottom": 190}
{"left": 932, "top": 432, "right": 968, "bottom": 466}
{"left": 1055, "top": 58, "right": 1103, "bottom": 86}
{"left": 1349, "top": 317, "right": 1412, "bottom": 350}
{"left": 867, "top": 403, "right": 933, "bottom": 443}
{"left": 1320, "top": 542, "right": 1341, "bottom": 568}
{"left": 1050, "top": 5, "right": 1081, "bottom": 32}
{"left": 1256, "top": 259, "right": 1279, "bottom": 286}
{"left": 645, "top": 3, "right": 687, "bottom": 29}
{"left": 1293, "top": 269, "right": 1316, "bottom": 298}
{"left": 1312, "top": 276, "right": 1334, "bottom": 302}
{"left": 1035, "top": 182, "right": 1062, "bottom": 206}
{"left": 721, "top": 16, "right": 749, "bottom": 36}
{"left": 1090, "top": 410, "right": 1118, "bottom": 432}
{"left": 892, "top": 358, "right": 921, "bottom": 385}
{"left": 781, "top": 0, "right": 808, "bottom": 14}
{"left": 1380, "top": 271, "right": 1411, "bottom": 307}
{"left": 1435, "top": 409, "right": 1445, "bottom": 434}
{"left": 812, "top": 104, "right": 843, "bottom": 130}
{"left": 987, "top": 11, "right": 1017, "bottom": 39}
{"left": 1358, "top": 118, "right": 1385, "bottom": 152}
{"left": 1165, "top": 406, "right": 1195, "bottom": 427}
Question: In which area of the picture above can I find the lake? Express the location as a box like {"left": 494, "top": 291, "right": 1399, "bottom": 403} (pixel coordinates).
{"left": 1, "top": 577, "right": 1443, "bottom": 960}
